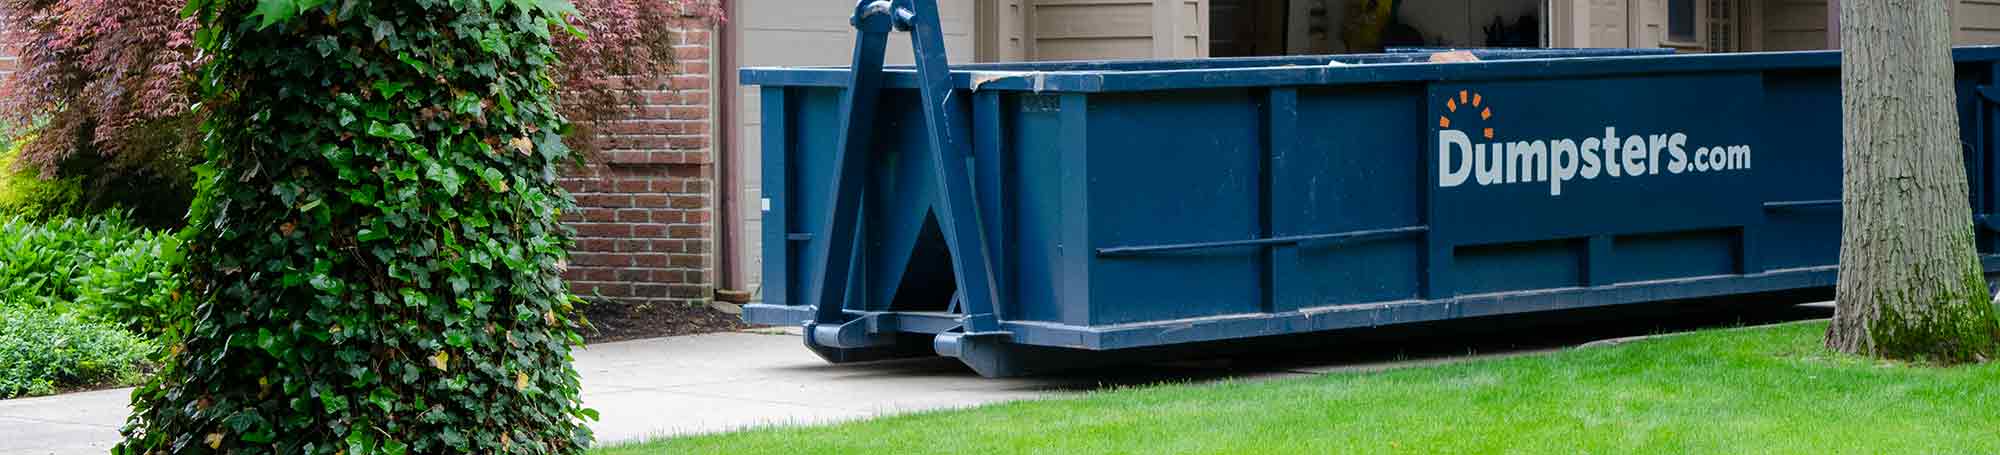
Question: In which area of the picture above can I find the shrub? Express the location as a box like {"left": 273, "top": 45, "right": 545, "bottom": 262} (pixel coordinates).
{"left": 117, "top": 0, "right": 593, "bottom": 452}
{"left": 0, "top": 139, "right": 85, "bottom": 220}
{"left": 0, "top": 304, "right": 154, "bottom": 398}
{"left": 0, "top": 213, "right": 183, "bottom": 335}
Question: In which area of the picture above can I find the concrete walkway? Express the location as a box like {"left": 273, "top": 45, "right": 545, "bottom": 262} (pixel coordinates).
{"left": 0, "top": 302, "right": 1834, "bottom": 454}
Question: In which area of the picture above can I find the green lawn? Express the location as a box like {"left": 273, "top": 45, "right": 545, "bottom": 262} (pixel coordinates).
{"left": 602, "top": 321, "right": 2000, "bottom": 454}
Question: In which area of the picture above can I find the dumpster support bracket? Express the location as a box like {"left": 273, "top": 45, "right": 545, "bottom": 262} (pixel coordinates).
{"left": 808, "top": 0, "right": 1007, "bottom": 339}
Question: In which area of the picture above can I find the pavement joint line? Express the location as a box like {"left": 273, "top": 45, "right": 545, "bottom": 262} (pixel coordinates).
{"left": 0, "top": 413, "right": 120, "bottom": 429}
{"left": 610, "top": 386, "right": 875, "bottom": 413}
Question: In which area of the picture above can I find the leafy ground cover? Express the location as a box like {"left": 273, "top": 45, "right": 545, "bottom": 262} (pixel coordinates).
{"left": 607, "top": 321, "right": 1999, "bottom": 454}
{"left": 0, "top": 214, "right": 174, "bottom": 398}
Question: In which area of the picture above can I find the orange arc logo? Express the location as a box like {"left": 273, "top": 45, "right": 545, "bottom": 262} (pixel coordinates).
{"left": 1441, "top": 90, "right": 1494, "bottom": 139}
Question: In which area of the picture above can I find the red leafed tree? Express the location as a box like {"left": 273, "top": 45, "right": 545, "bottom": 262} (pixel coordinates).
{"left": 0, "top": 0, "right": 721, "bottom": 223}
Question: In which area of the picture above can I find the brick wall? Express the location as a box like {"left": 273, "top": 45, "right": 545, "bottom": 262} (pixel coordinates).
{"left": 559, "top": 17, "right": 717, "bottom": 308}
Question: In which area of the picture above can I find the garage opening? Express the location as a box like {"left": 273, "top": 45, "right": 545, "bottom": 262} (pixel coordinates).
{"left": 1211, "top": 0, "right": 1547, "bottom": 57}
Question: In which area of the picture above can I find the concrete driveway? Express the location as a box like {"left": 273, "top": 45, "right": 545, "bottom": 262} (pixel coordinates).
{"left": 0, "top": 302, "right": 1832, "bottom": 454}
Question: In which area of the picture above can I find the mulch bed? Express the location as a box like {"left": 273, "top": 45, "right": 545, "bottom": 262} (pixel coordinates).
{"left": 580, "top": 301, "right": 753, "bottom": 343}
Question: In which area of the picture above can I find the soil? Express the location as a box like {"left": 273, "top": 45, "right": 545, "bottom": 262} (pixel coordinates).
{"left": 581, "top": 301, "right": 753, "bottom": 343}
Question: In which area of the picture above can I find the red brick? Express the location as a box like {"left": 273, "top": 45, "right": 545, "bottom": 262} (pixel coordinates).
{"left": 652, "top": 239, "right": 687, "bottom": 253}
{"left": 616, "top": 268, "right": 650, "bottom": 282}
{"left": 573, "top": 223, "right": 631, "bottom": 238}
{"left": 674, "top": 46, "right": 709, "bottom": 60}
{"left": 575, "top": 282, "right": 632, "bottom": 297}
{"left": 630, "top": 194, "right": 668, "bottom": 208}
{"left": 615, "top": 209, "right": 651, "bottom": 223}
{"left": 577, "top": 238, "right": 615, "bottom": 252}
{"left": 668, "top": 225, "right": 709, "bottom": 238}
{"left": 668, "top": 253, "right": 705, "bottom": 268}
{"left": 685, "top": 210, "right": 711, "bottom": 223}
{"left": 668, "top": 285, "right": 709, "bottom": 298}
{"left": 569, "top": 253, "right": 615, "bottom": 266}
{"left": 633, "top": 224, "right": 669, "bottom": 237}
{"left": 569, "top": 267, "right": 617, "bottom": 281}
{"left": 575, "top": 194, "right": 634, "bottom": 208}
{"left": 669, "top": 196, "right": 706, "bottom": 209}
{"left": 668, "top": 136, "right": 709, "bottom": 149}
{"left": 616, "top": 239, "right": 649, "bottom": 252}
{"left": 634, "top": 253, "right": 670, "bottom": 267}
{"left": 651, "top": 270, "right": 686, "bottom": 282}
{"left": 634, "top": 284, "right": 673, "bottom": 298}
{"left": 582, "top": 208, "right": 616, "bottom": 222}
{"left": 667, "top": 105, "right": 707, "bottom": 120}
{"left": 652, "top": 210, "right": 686, "bottom": 224}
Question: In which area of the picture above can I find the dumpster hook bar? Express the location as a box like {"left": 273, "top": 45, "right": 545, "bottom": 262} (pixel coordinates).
{"left": 1096, "top": 225, "right": 1429, "bottom": 256}
{"left": 1761, "top": 199, "right": 1840, "bottom": 210}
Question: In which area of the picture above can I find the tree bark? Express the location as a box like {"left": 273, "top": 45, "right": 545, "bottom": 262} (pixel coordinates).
{"left": 1830, "top": 0, "right": 2000, "bottom": 363}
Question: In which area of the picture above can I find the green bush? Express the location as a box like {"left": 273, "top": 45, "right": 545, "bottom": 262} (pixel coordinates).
{"left": 0, "top": 214, "right": 184, "bottom": 335}
{"left": 0, "top": 304, "right": 154, "bottom": 398}
{"left": 0, "top": 138, "right": 85, "bottom": 220}
{"left": 118, "top": 0, "right": 593, "bottom": 452}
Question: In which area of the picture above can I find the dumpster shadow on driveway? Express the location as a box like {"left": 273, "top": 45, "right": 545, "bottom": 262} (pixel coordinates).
{"left": 770, "top": 293, "right": 1835, "bottom": 392}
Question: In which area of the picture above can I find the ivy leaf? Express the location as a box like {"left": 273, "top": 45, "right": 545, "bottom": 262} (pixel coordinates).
{"left": 429, "top": 351, "right": 450, "bottom": 371}
{"left": 397, "top": 52, "right": 431, "bottom": 74}
{"left": 241, "top": 430, "right": 277, "bottom": 444}
{"left": 251, "top": 0, "right": 297, "bottom": 30}
{"left": 372, "top": 81, "right": 408, "bottom": 99}
{"left": 368, "top": 387, "right": 397, "bottom": 413}
{"left": 366, "top": 121, "right": 417, "bottom": 142}
{"left": 480, "top": 167, "right": 508, "bottom": 193}
{"left": 295, "top": 0, "right": 327, "bottom": 15}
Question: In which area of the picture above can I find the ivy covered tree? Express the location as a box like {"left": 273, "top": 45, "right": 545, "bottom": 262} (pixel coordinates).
{"left": 114, "top": 0, "right": 596, "bottom": 451}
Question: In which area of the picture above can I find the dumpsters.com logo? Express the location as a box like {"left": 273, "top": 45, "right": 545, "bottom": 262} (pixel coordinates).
{"left": 1436, "top": 90, "right": 1753, "bottom": 196}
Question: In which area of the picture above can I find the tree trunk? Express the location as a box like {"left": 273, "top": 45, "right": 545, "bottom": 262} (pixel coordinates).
{"left": 1830, "top": 0, "right": 2000, "bottom": 363}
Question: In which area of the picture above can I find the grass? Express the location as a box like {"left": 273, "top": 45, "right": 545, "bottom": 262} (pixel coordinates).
{"left": 601, "top": 321, "right": 2000, "bottom": 454}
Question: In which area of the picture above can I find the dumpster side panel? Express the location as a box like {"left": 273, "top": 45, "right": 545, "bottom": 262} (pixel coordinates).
{"left": 1754, "top": 71, "right": 1843, "bottom": 271}
{"left": 1085, "top": 89, "right": 1265, "bottom": 325}
{"left": 1285, "top": 84, "right": 1427, "bottom": 308}
{"left": 784, "top": 87, "right": 869, "bottom": 314}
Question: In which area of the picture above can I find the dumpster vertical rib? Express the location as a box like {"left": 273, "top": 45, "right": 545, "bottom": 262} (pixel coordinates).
{"left": 1421, "top": 85, "right": 1451, "bottom": 299}
{"left": 1585, "top": 235, "right": 1613, "bottom": 286}
{"left": 1059, "top": 93, "right": 1091, "bottom": 326}
{"left": 808, "top": 12, "right": 893, "bottom": 325}
{"left": 909, "top": 0, "right": 1005, "bottom": 333}
{"left": 1262, "top": 88, "right": 1301, "bottom": 314}
{"left": 1986, "top": 63, "right": 2000, "bottom": 252}
{"left": 974, "top": 91, "right": 1010, "bottom": 318}
{"left": 761, "top": 87, "right": 791, "bottom": 308}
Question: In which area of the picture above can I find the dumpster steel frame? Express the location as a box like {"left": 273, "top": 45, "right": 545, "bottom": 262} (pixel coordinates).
{"left": 745, "top": 0, "right": 2000, "bottom": 377}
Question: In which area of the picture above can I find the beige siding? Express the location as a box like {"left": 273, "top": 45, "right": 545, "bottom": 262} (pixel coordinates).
{"left": 1956, "top": 0, "right": 2000, "bottom": 44}
{"left": 1029, "top": 0, "right": 1206, "bottom": 60}
{"left": 1549, "top": 0, "right": 1634, "bottom": 48}
{"left": 977, "top": 0, "right": 1030, "bottom": 61}
{"left": 733, "top": 0, "right": 975, "bottom": 291}
{"left": 1763, "top": 0, "right": 1829, "bottom": 50}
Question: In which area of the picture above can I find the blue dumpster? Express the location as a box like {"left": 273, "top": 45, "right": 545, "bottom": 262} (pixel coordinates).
{"left": 740, "top": 1, "right": 2000, "bottom": 377}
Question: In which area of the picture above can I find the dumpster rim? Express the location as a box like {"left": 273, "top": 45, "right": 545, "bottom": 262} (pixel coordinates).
{"left": 740, "top": 46, "right": 2000, "bottom": 93}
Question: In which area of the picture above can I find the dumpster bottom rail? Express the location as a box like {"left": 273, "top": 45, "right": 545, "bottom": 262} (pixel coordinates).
{"left": 735, "top": 262, "right": 1993, "bottom": 377}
